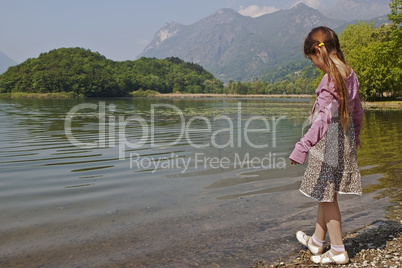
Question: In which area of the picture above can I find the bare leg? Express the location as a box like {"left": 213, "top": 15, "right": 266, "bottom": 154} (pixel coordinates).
{"left": 321, "top": 193, "right": 344, "bottom": 246}
{"left": 314, "top": 200, "right": 327, "bottom": 242}
{"left": 309, "top": 195, "right": 349, "bottom": 263}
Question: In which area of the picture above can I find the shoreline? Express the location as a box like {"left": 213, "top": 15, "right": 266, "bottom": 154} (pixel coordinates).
{"left": 152, "top": 93, "right": 314, "bottom": 99}
{"left": 1, "top": 92, "right": 401, "bottom": 109}
{"left": 152, "top": 93, "right": 402, "bottom": 110}
{"left": 255, "top": 219, "right": 402, "bottom": 268}
{"left": 255, "top": 179, "right": 402, "bottom": 267}
{"left": 361, "top": 100, "right": 402, "bottom": 110}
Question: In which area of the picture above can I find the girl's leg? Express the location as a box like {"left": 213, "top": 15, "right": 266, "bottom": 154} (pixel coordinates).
{"left": 310, "top": 194, "right": 349, "bottom": 264}
{"left": 322, "top": 193, "right": 344, "bottom": 247}
{"left": 314, "top": 201, "right": 327, "bottom": 242}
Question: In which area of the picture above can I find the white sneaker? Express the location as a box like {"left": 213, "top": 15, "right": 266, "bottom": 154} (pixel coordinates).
{"left": 311, "top": 250, "right": 349, "bottom": 264}
{"left": 296, "top": 231, "right": 324, "bottom": 255}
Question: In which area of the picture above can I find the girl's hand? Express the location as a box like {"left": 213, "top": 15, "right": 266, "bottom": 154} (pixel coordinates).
{"left": 290, "top": 159, "right": 300, "bottom": 165}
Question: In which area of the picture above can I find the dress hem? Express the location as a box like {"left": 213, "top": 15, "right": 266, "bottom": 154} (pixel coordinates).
{"left": 299, "top": 189, "right": 362, "bottom": 203}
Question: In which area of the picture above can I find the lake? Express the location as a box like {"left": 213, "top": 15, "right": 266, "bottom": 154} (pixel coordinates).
{"left": 0, "top": 97, "right": 400, "bottom": 267}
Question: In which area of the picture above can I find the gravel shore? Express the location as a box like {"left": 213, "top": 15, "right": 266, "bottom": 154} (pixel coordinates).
{"left": 252, "top": 203, "right": 402, "bottom": 268}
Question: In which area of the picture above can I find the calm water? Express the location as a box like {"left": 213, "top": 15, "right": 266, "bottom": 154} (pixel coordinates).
{"left": 0, "top": 97, "right": 400, "bottom": 267}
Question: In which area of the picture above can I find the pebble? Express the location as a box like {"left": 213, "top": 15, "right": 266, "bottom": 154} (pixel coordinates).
{"left": 253, "top": 221, "right": 401, "bottom": 268}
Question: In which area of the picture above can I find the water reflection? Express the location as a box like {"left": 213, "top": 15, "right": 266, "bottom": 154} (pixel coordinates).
{"left": 358, "top": 110, "right": 402, "bottom": 201}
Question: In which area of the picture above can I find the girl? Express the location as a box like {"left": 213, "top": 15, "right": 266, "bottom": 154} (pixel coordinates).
{"left": 289, "top": 26, "right": 364, "bottom": 265}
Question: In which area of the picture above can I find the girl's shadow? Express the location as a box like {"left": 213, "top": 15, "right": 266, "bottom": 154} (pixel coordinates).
{"left": 343, "top": 220, "right": 401, "bottom": 258}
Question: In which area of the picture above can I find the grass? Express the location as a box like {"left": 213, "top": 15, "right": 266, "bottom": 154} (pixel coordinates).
{"left": 129, "top": 89, "right": 161, "bottom": 97}
{"left": 0, "top": 92, "right": 84, "bottom": 99}
{"left": 362, "top": 100, "right": 402, "bottom": 110}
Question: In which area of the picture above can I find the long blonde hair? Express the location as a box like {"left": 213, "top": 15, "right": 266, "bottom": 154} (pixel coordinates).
{"left": 303, "top": 26, "right": 349, "bottom": 130}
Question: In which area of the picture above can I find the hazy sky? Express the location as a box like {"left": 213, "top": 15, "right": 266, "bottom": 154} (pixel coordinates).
{"left": 0, "top": 0, "right": 335, "bottom": 63}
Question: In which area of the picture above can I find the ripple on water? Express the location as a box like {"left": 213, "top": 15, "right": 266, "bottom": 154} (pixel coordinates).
{"left": 0, "top": 98, "right": 400, "bottom": 267}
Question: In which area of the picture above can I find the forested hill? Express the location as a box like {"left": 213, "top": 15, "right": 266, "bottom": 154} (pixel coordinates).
{"left": 0, "top": 47, "right": 224, "bottom": 97}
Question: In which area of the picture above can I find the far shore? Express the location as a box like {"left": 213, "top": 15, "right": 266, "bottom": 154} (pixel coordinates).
{"left": 1, "top": 92, "right": 401, "bottom": 109}
{"left": 361, "top": 100, "right": 402, "bottom": 110}
{"left": 152, "top": 93, "right": 314, "bottom": 99}
{"left": 148, "top": 93, "right": 402, "bottom": 110}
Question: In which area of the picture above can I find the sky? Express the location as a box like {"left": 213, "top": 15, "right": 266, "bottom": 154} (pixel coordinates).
{"left": 0, "top": 0, "right": 335, "bottom": 63}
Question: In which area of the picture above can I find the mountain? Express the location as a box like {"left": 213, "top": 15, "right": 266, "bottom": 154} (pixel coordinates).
{"left": 323, "top": 0, "right": 391, "bottom": 21}
{"left": 138, "top": 3, "right": 345, "bottom": 81}
{"left": 334, "top": 14, "right": 391, "bottom": 36}
{"left": 0, "top": 52, "right": 17, "bottom": 74}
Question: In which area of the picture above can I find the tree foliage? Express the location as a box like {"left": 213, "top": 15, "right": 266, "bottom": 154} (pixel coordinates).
{"left": 223, "top": 60, "right": 319, "bottom": 95}
{"left": 0, "top": 48, "right": 223, "bottom": 97}
{"left": 339, "top": 0, "right": 401, "bottom": 100}
{"left": 389, "top": 0, "right": 402, "bottom": 24}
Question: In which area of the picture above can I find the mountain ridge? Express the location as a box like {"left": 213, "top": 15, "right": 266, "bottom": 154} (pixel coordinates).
{"left": 138, "top": 1, "right": 391, "bottom": 82}
{"left": 323, "top": 0, "right": 390, "bottom": 21}
{"left": 138, "top": 3, "right": 345, "bottom": 81}
{"left": 0, "top": 52, "right": 18, "bottom": 74}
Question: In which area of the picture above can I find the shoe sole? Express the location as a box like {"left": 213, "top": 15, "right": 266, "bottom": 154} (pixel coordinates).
{"left": 311, "top": 257, "right": 350, "bottom": 265}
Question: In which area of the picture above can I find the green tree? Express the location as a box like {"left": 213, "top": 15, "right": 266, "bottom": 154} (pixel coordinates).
{"left": 340, "top": 17, "right": 401, "bottom": 100}
{"left": 389, "top": 0, "right": 402, "bottom": 24}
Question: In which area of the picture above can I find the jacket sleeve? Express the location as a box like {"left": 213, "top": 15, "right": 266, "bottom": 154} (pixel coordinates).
{"left": 289, "top": 89, "right": 336, "bottom": 164}
{"left": 353, "top": 94, "right": 364, "bottom": 147}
